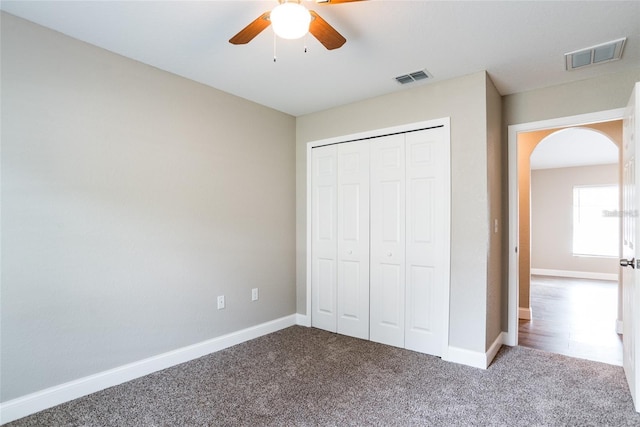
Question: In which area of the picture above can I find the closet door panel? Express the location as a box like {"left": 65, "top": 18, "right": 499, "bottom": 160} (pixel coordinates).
{"left": 379, "top": 263, "right": 403, "bottom": 326}
{"left": 405, "top": 127, "right": 447, "bottom": 355}
{"left": 370, "top": 134, "right": 406, "bottom": 348}
{"left": 408, "top": 266, "right": 434, "bottom": 331}
{"left": 311, "top": 145, "right": 338, "bottom": 332}
{"left": 337, "top": 142, "right": 370, "bottom": 339}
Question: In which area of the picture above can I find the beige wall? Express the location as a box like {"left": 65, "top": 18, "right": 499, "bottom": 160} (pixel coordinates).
{"left": 531, "top": 163, "right": 619, "bottom": 274}
{"left": 297, "top": 71, "right": 497, "bottom": 353}
{"left": 1, "top": 13, "right": 296, "bottom": 401}
{"left": 486, "top": 76, "right": 505, "bottom": 346}
{"left": 503, "top": 69, "right": 640, "bottom": 126}
{"left": 517, "top": 121, "right": 622, "bottom": 309}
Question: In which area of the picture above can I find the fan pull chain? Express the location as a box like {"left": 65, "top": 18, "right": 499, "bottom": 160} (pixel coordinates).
{"left": 273, "top": 32, "right": 277, "bottom": 62}
{"left": 304, "top": 33, "right": 308, "bottom": 53}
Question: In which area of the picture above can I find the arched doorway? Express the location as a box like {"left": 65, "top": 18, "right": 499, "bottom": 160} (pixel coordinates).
{"left": 518, "top": 126, "right": 622, "bottom": 364}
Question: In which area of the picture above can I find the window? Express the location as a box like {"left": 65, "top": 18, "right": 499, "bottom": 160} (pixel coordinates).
{"left": 573, "top": 185, "right": 619, "bottom": 257}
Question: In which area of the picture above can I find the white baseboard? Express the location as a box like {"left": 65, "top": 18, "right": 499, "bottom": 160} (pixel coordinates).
{"left": 531, "top": 268, "right": 618, "bottom": 281}
{"left": 444, "top": 346, "right": 485, "bottom": 369}
{"left": 0, "top": 314, "right": 297, "bottom": 425}
{"left": 445, "top": 332, "right": 506, "bottom": 370}
{"left": 296, "top": 313, "right": 310, "bottom": 327}
{"left": 519, "top": 307, "right": 532, "bottom": 320}
{"left": 486, "top": 332, "right": 507, "bottom": 367}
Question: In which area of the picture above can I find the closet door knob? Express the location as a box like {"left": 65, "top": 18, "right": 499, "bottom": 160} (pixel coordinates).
{"left": 347, "top": 250, "right": 353, "bottom": 255}
{"left": 620, "top": 258, "right": 636, "bottom": 268}
{"left": 387, "top": 252, "right": 393, "bottom": 257}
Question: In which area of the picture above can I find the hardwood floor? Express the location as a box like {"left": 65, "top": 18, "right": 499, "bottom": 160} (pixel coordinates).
{"left": 518, "top": 275, "right": 623, "bottom": 366}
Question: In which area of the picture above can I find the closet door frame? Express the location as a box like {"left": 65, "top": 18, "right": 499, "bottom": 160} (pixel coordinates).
{"left": 305, "top": 118, "right": 451, "bottom": 358}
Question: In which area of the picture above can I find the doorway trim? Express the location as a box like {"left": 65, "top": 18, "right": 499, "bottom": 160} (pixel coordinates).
{"left": 507, "top": 108, "right": 625, "bottom": 346}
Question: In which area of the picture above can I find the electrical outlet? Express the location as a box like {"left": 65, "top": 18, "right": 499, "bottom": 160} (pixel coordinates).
{"left": 251, "top": 288, "right": 259, "bottom": 301}
{"left": 217, "top": 295, "right": 225, "bottom": 310}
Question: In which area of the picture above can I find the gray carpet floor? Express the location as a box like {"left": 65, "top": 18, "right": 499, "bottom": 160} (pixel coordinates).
{"left": 7, "top": 325, "right": 640, "bottom": 426}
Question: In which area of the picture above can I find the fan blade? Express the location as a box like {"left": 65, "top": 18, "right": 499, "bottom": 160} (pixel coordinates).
{"left": 316, "top": 0, "right": 365, "bottom": 4}
{"left": 229, "top": 12, "right": 271, "bottom": 45}
{"left": 308, "top": 10, "right": 346, "bottom": 50}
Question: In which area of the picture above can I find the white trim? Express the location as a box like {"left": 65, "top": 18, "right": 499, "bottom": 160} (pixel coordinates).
{"left": 519, "top": 307, "right": 532, "bottom": 320}
{"left": 445, "top": 332, "right": 506, "bottom": 370}
{"left": 507, "top": 108, "right": 625, "bottom": 347}
{"left": 305, "top": 118, "right": 452, "bottom": 356}
{"left": 296, "top": 313, "right": 310, "bottom": 327}
{"left": 445, "top": 346, "right": 487, "bottom": 369}
{"left": 306, "top": 119, "right": 448, "bottom": 149}
{"left": 0, "top": 315, "right": 297, "bottom": 425}
{"left": 531, "top": 268, "right": 618, "bottom": 281}
{"left": 486, "top": 332, "right": 507, "bottom": 367}
{"left": 439, "top": 119, "right": 452, "bottom": 360}
{"left": 305, "top": 143, "right": 313, "bottom": 329}
{"left": 617, "top": 319, "right": 624, "bottom": 335}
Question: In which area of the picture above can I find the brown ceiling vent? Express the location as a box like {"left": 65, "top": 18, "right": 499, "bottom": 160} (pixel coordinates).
{"left": 395, "top": 69, "right": 432, "bottom": 85}
{"left": 564, "top": 37, "right": 626, "bottom": 71}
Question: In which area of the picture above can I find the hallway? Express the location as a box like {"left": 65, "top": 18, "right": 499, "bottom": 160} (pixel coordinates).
{"left": 518, "top": 275, "right": 622, "bottom": 366}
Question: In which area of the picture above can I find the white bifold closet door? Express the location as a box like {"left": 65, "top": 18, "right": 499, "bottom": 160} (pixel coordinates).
{"left": 369, "top": 134, "right": 406, "bottom": 347}
{"left": 369, "top": 129, "right": 446, "bottom": 352}
{"left": 311, "top": 125, "right": 448, "bottom": 356}
{"left": 311, "top": 145, "right": 338, "bottom": 333}
{"left": 403, "top": 127, "right": 447, "bottom": 355}
{"left": 311, "top": 142, "right": 370, "bottom": 340}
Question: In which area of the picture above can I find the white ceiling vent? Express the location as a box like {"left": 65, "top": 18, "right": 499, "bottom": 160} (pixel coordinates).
{"left": 395, "top": 69, "right": 432, "bottom": 85}
{"left": 565, "top": 38, "right": 626, "bottom": 71}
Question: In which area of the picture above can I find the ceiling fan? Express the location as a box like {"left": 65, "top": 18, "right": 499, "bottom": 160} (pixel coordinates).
{"left": 229, "top": 0, "right": 364, "bottom": 51}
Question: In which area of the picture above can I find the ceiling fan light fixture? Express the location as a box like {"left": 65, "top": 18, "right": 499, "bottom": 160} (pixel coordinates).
{"left": 270, "top": 2, "right": 311, "bottom": 40}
